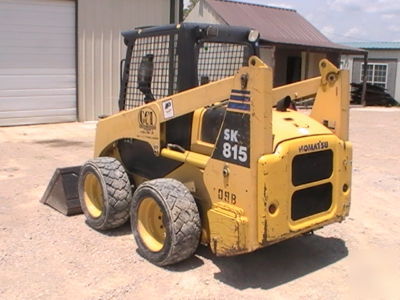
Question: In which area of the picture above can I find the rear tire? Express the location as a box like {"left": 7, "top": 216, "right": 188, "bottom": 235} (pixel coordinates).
{"left": 131, "top": 178, "right": 201, "bottom": 266}
{"left": 79, "top": 157, "right": 132, "bottom": 230}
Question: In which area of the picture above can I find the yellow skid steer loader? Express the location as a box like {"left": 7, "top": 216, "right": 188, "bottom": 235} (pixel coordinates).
{"left": 42, "top": 23, "right": 352, "bottom": 266}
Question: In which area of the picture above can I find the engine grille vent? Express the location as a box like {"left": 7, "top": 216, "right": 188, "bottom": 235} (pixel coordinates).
{"left": 291, "top": 183, "right": 332, "bottom": 221}
{"left": 292, "top": 150, "right": 333, "bottom": 186}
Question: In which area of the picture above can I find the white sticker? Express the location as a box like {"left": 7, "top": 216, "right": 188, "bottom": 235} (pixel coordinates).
{"left": 222, "top": 128, "right": 248, "bottom": 163}
{"left": 222, "top": 142, "right": 248, "bottom": 162}
{"left": 162, "top": 99, "right": 174, "bottom": 119}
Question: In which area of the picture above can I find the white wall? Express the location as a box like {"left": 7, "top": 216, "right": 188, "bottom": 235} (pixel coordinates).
{"left": 260, "top": 46, "right": 274, "bottom": 69}
{"left": 0, "top": 0, "right": 76, "bottom": 126}
{"left": 78, "top": 0, "right": 173, "bottom": 121}
{"left": 342, "top": 50, "right": 400, "bottom": 100}
{"left": 341, "top": 55, "right": 355, "bottom": 82}
{"left": 185, "top": 0, "right": 226, "bottom": 24}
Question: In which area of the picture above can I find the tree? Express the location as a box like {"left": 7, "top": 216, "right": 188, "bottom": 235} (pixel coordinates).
{"left": 183, "top": 0, "right": 199, "bottom": 19}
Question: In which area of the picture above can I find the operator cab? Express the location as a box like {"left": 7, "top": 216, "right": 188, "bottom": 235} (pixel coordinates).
{"left": 118, "top": 23, "right": 260, "bottom": 179}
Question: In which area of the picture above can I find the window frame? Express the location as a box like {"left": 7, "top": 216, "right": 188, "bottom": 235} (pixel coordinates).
{"left": 360, "top": 63, "right": 388, "bottom": 88}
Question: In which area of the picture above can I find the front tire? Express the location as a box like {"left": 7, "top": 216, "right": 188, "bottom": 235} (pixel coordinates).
{"left": 131, "top": 178, "right": 201, "bottom": 266}
{"left": 79, "top": 157, "right": 132, "bottom": 230}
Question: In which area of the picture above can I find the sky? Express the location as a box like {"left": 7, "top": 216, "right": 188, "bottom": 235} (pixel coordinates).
{"left": 184, "top": 0, "right": 400, "bottom": 42}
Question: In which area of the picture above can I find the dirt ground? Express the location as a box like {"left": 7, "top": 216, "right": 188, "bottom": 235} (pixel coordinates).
{"left": 0, "top": 108, "right": 399, "bottom": 300}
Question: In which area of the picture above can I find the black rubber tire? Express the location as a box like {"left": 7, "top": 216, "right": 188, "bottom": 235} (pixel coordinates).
{"left": 131, "top": 178, "right": 201, "bottom": 266}
{"left": 79, "top": 157, "right": 132, "bottom": 230}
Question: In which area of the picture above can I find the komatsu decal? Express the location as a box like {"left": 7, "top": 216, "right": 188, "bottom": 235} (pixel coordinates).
{"left": 298, "top": 141, "right": 329, "bottom": 153}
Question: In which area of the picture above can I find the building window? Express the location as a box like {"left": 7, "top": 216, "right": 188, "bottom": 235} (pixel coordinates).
{"left": 361, "top": 63, "right": 388, "bottom": 88}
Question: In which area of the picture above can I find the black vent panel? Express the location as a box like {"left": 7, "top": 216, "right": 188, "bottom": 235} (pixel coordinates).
{"left": 291, "top": 183, "right": 332, "bottom": 221}
{"left": 292, "top": 150, "right": 333, "bottom": 186}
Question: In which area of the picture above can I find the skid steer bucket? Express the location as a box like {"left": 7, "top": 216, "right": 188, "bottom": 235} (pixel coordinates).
{"left": 40, "top": 166, "right": 83, "bottom": 216}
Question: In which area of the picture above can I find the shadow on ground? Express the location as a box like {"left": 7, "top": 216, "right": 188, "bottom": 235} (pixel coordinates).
{"left": 94, "top": 222, "right": 133, "bottom": 237}
{"left": 89, "top": 220, "right": 348, "bottom": 283}
{"left": 165, "top": 255, "right": 205, "bottom": 272}
{"left": 195, "top": 234, "right": 348, "bottom": 290}
{"left": 34, "top": 139, "right": 90, "bottom": 148}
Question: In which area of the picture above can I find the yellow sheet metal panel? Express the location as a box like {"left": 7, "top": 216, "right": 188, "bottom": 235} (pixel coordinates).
{"left": 203, "top": 57, "right": 274, "bottom": 252}
{"left": 257, "top": 135, "right": 352, "bottom": 243}
{"left": 207, "top": 202, "right": 248, "bottom": 256}
{"left": 271, "top": 109, "right": 332, "bottom": 149}
{"left": 160, "top": 148, "right": 210, "bottom": 169}
{"left": 310, "top": 59, "right": 350, "bottom": 141}
{"left": 93, "top": 76, "right": 234, "bottom": 157}
{"left": 77, "top": 0, "right": 172, "bottom": 121}
{"left": 272, "top": 76, "right": 321, "bottom": 104}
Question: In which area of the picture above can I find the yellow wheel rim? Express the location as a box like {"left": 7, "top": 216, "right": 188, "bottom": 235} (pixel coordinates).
{"left": 137, "top": 197, "right": 166, "bottom": 252}
{"left": 83, "top": 173, "right": 104, "bottom": 218}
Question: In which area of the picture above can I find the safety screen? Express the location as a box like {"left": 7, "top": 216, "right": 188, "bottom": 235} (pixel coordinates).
{"left": 197, "top": 42, "right": 247, "bottom": 85}
{"left": 125, "top": 34, "right": 178, "bottom": 109}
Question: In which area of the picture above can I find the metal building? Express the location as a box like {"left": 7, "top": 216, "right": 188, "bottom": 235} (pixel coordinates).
{"left": 185, "top": 0, "right": 364, "bottom": 87}
{"left": 0, "top": 0, "right": 182, "bottom": 126}
{"left": 341, "top": 42, "right": 400, "bottom": 101}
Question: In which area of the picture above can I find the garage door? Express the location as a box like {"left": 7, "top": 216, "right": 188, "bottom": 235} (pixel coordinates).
{"left": 0, "top": 0, "right": 76, "bottom": 126}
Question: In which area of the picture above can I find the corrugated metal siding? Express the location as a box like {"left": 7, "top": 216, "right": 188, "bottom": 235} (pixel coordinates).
{"left": 367, "top": 50, "right": 400, "bottom": 99}
{"left": 353, "top": 58, "right": 398, "bottom": 98}
{"left": 347, "top": 49, "right": 400, "bottom": 100}
{"left": 0, "top": 0, "right": 76, "bottom": 126}
{"left": 78, "top": 0, "right": 171, "bottom": 121}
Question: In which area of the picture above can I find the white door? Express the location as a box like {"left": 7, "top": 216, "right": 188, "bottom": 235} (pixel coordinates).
{"left": 0, "top": 0, "right": 76, "bottom": 126}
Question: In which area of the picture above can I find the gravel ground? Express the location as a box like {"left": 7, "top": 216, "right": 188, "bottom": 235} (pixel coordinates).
{"left": 0, "top": 108, "right": 399, "bottom": 299}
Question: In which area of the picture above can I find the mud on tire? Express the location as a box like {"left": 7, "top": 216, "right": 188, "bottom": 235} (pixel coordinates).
{"left": 79, "top": 157, "right": 132, "bottom": 230}
{"left": 131, "top": 178, "right": 201, "bottom": 266}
